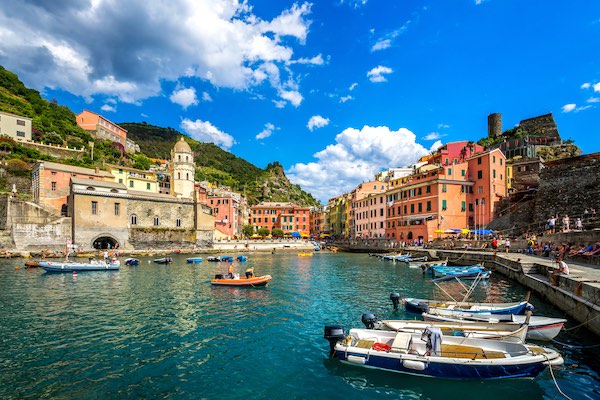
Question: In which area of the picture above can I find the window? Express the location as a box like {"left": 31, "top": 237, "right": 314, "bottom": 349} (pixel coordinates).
{"left": 426, "top": 185, "right": 431, "bottom": 193}
{"left": 119, "top": 178, "right": 123, "bottom": 183}
{"left": 114, "top": 203, "right": 120, "bottom": 216}
{"left": 493, "top": 170, "right": 496, "bottom": 178}
{"left": 131, "top": 214, "right": 137, "bottom": 225}
{"left": 493, "top": 155, "right": 496, "bottom": 163}
{"left": 448, "top": 168, "right": 452, "bottom": 175}
{"left": 418, "top": 203, "right": 422, "bottom": 212}
{"left": 51, "top": 172, "right": 56, "bottom": 176}
{"left": 410, "top": 204, "right": 414, "bottom": 213}
{"left": 186, "top": 173, "right": 189, "bottom": 180}
{"left": 461, "top": 169, "right": 465, "bottom": 176}
{"left": 178, "top": 155, "right": 181, "bottom": 161}
{"left": 461, "top": 201, "right": 466, "bottom": 212}
{"left": 153, "top": 216, "right": 159, "bottom": 226}
{"left": 16, "top": 119, "right": 25, "bottom": 126}
{"left": 51, "top": 182, "right": 56, "bottom": 191}
{"left": 129, "top": 181, "right": 134, "bottom": 188}
{"left": 176, "top": 218, "right": 181, "bottom": 227}
{"left": 442, "top": 200, "right": 447, "bottom": 210}
{"left": 92, "top": 201, "right": 98, "bottom": 215}
{"left": 500, "top": 174, "right": 503, "bottom": 180}
{"left": 417, "top": 187, "right": 422, "bottom": 195}
{"left": 442, "top": 184, "right": 447, "bottom": 193}
{"left": 500, "top": 159, "right": 503, "bottom": 166}
{"left": 147, "top": 183, "right": 151, "bottom": 190}
{"left": 16, "top": 131, "right": 25, "bottom": 137}
{"left": 477, "top": 170, "right": 483, "bottom": 179}
{"left": 426, "top": 201, "right": 431, "bottom": 211}
{"left": 469, "top": 203, "right": 474, "bottom": 212}
{"left": 478, "top": 158, "right": 482, "bottom": 165}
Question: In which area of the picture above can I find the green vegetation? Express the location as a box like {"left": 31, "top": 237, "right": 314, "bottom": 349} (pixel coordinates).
{"left": 242, "top": 225, "right": 254, "bottom": 237}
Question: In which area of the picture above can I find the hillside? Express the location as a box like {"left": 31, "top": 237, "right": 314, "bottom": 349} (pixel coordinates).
{"left": 0, "top": 65, "right": 320, "bottom": 206}
{"left": 121, "top": 123, "right": 320, "bottom": 206}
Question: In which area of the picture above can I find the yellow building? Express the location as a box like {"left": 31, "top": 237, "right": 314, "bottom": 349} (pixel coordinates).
{"left": 105, "top": 164, "right": 158, "bottom": 193}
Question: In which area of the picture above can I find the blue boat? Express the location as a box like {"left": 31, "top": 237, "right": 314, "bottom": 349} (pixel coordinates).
{"left": 324, "top": 326, "right": 563, "bottom": 380}
{"left": 153, "top": 257, "right": 172, "bottom": 264}
{"left": 125, "top": 258, "right": 139, "bottom": 266}
{"left": 433, "top": 270, "right": 491, "bottom": 282}
{"left": 403, "top": 297, "right": 531, "bottom": 315}
{"left": 431, "top": 264, "right": 485, "bottom": 278}
{"left": 186, "top": 257, "right": 203, "bottom": 263}
{"left": 220, "top": 256, "right": 233, "bottom": 262}
{"left": 236, "top": 255, "right": 247, "bottom": 262}
{"left": 39, "top": 260, "right": 121, "bottom": 272}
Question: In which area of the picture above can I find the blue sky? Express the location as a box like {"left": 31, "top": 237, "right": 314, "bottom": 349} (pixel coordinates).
{"left": 1, "top": 0, "right": 599, "bottom": 203}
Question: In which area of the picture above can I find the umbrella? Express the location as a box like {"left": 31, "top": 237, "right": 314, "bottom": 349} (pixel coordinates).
{"left": 291, "top": 232, "right": 301, "bottom": 238}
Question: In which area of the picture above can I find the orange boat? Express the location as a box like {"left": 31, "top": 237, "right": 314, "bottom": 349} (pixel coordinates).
{"left": 24, "top": 260, "right": 40, "bottom": 268}
{"left": 211, "top": 274, "right": 272, "bottom": 287}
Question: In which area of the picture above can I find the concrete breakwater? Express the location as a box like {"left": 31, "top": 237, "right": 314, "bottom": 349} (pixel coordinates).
{"left": 412, "top": 248, "right": 600, "bottom": 338}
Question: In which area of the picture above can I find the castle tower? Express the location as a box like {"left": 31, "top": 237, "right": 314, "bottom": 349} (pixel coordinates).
{"left": 488, "top": 113, "right": 502, "bottom": 138}
{"left": 170, "top": 137, "right": 196, "bottom": 199}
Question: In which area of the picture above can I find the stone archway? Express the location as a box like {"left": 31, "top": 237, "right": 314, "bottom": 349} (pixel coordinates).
{"left": 91, "top": 235, "right": 119, "bottom": 250}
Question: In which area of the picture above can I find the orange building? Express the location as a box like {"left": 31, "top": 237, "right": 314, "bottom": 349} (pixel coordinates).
{"left": 76, "top": 110, "right": 128, "bottom": 149}
{"left": 32, "top": 161, "right": 115, "bottom": 216}
{"left": 385, "top": 148, "right": 506, "bottom": 244}
{"left": 208, "top": 193, "right": 243, "bottom": 239}
{"left": 250, "top": 202, "right": 310, "bottom": 236}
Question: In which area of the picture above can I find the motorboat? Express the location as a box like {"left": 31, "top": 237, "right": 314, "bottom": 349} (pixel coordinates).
{"left": 153, "top": 257, "right": 172, "bottom": 264}
{"left": 360, "top": 313, "right": 530, "bottom": 343}
{"left": 220, "top": 256, "right": 234, "bottom": 262}
{"left": 125, "top": 258, "right": 139, "bottom": 266}
{"left": 323, "top": 326, "right": 563, "bottom": 380}
{"left": 399, "top": 293, "right": 532, "bottom": 315}
{"left": 211, "top": 274, "right": 272, "bottom": 287}
{"left": 236, "top": 255, "right": 247, "bottom": 262}
{"left": 39, "top": 259, "right": 120, "bottom": 272}
{"left": 432, "top": 269, "right": 491, "bottom": 282}
{"left": 207, "top": 256, "right": 221, "bottom": 262}
{"left": 431, "top": 265, "right": 486, "bottom": 278}
{"left": 422, "top": 309, "right": 566, "bottom": 341}
{"left": 186, "top": 257, "right": 203, "bottom": 263}
{"left": 409, "top": 259, "right": 447, "bottom": 269}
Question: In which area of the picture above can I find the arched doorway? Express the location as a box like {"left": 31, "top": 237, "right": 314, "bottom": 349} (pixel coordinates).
{"left": 92, "top": 236, "right": 119, "bottom": 250}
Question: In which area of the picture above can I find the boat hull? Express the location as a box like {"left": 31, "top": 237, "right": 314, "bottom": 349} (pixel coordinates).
{"left": 211, "top": 275, "right": 272, "bottom": 287}
{"left": 186, "top": 257, "right": 203, "bottom": 263}
{"left": 405, "top": 298, "right": 530, "bottom": 315}
{"left": 39, "top": 261, "right": 120, "bottom": 272}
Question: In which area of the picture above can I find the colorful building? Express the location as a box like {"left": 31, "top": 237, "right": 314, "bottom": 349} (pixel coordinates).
{"left": 250, "top": 202, "right": 310, "bottom": 236}
{"left": 207, "top": 191, "right": 244, "bottom": 239}
{"left": 76, "top": 110, "right": 128, "bottom": 149}
{"left": 105, "top": 163, "right": 158, "bottom": 193}
{"left": 309, "top": 205, "right": 329, "bottom": 237}
{"left": 351, "top": 180, "right": 389, "bottom": 239}
{"left": 0, "top": 111, "right": 32, "bottom": 142}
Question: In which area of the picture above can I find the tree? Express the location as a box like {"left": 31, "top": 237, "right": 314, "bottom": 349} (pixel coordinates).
{"left": 257, "top": 227, "right": 270, "bottom": 238}
{"left": 242, "top": 224, "right": 254, "bottom": 237}
{"left": 133, "top": 154, "right": 152, "bottom": 170}
{"left": 272, "top": 228, "right": 284, "bottom": 238}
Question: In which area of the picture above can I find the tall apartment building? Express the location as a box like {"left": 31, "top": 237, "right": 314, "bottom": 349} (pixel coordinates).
{"left": 250, "top": 202, "right": 310, "bottom": 236}
{"left": 76, "top": 110, "right": 128, "bottom": 149}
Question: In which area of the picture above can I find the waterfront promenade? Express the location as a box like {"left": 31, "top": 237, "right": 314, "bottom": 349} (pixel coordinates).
{"left": 410, "top": 247, "right": 600, "bottom": 337}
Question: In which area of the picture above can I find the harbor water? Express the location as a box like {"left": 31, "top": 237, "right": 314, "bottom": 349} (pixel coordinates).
{"left": 1, "top": 253, "right": 598, "bottom": 399}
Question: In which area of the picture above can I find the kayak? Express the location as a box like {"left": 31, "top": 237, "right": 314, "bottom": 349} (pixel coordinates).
{"left": 211, "top": 274, "right": 272, "bottom": 287}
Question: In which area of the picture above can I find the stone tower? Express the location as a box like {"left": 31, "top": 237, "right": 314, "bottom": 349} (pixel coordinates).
{"left": 488, "top": 113, "right": 502, "bottom": 138}
{"left": 170, "top": 137, "right": 196, "bottom": 199}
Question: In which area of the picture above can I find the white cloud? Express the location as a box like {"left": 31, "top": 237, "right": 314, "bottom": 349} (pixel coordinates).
{"left": 202, "top": 92, "right": 213, "bottom": 102}
{"left": 371, "top": 39, "right": 391, "bottom": 52}
{"left": 561, "top": 103, "right": 591, "bottom": 113}
{"left": 287, "top": 125, "right": 430, "bottom": 203}
{"left": 581, "top": 82, "right": 591, "bottom": 89}
{"left": 290, "top": 54, "right": 325, "bottom": 65}
{"left": 256, "top": 123, "right": 276, "bottom": 140}
{"left": 340, "top": 95, "right": 353, "bottom": 103}
{"left": 437, "top": 123, "right": 450, "bottom": 129}
{"left": 101, "top": 104, "right": 116, "bottom": 112}
{"left": 0, "top": 1, "right": 313, "bottom": 106}
{"left": 307, "top": 115, "right": 330, "bottom": 131}
{"left": 424, "top": 132, "right": 441, "bottom": 140}
{"left": 273, "top": 99, "right": 287, "bottom": 108}
{"left": 170, "top": 86, "right": 198, "bottom": 109}
{"left": 367, "top": 65, "right": 393, "bottom": 83}
{"left": 180, "top": 118, "right": 236, "bottom": 149}
{"left": 349, "top": 83, "right": 358, "bottom": 91}
{"left": 594, "top": 83, "right": 600, "bottom": 92}
{"left": 587, "top": 97, "right": 600, "bottom": 103}
{"left": 278, "top": 88, "right": 303, "bottom": 107}
{"left": 475, "top": 0, "right": 486, "bottom": 4}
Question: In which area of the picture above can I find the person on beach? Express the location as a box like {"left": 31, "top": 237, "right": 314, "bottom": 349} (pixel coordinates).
{"left": 491, "top": 237, "right": 498, "bottom": 257}
{"left": 504, "top": 238, "right": 511, "bottom": 253}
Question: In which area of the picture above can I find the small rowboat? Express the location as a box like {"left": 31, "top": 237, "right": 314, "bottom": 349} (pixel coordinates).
{"left": 186, "top": 257, "right": 203, "bottom": 263}
{"left": 39, "top": 260, "right": 120, "bottom": 272}
{"left": 125, "top": 258, "right": 139, "bottom": 266}
{"left": 403, "top": 297, "right": 531, "bottom": 315}
{"left": 211, "top": 274, "right": 272, "bottom": 287}
{"left": 298, "top": 253, "right": 313, "bottom": 257}
{"left": 153, "top": 257, "right": 172, "bottom": 264}
{"left": 236, "top": 255, "right": 247, "bottom": 262}
{"left": 25, "top": 260, "right": 40, "bottom": 268}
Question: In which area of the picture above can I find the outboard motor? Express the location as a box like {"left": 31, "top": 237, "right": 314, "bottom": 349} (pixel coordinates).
{"left": 361, "top": 313, "right": 378, "bottom": 329}
{"left": 415, "top": 301, "right": 429, "bottom": 313}
{"left": 324, "top": 325, "right": 345, "bottom": 357}
{"left": 214, "top": 274, "right": 223, "bottom": 279}
{"left": 390, "top": 292, "right": 401, "bottom": 310}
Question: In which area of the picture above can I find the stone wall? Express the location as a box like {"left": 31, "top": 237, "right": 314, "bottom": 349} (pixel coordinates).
{"left": 21, "top": 141, "right": 85, "bottom": 160}
{"left": 128, "top": 227, "right": 197, "bottom": 249}
{"left": 0, "top": 195, "right": 7, "bottom": 229}
{"left": 12, "top": 218, "right": 71, "bottom": 250}
{"left": 533, "top": 153, "right": 600, "bottom": 223}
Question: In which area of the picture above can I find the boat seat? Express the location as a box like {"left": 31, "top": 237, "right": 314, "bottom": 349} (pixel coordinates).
{"left": 440, "top": 344, "right": 505, "bottom": 359}
{"left": 390, "top": 332, "right": 412, "bottom": 354}
{"left": 355, "top": 340, "right": 375, "bottom": 349}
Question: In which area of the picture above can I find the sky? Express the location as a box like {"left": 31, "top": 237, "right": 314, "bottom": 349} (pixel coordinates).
{"left": 1, "top": 0, "right": 599, "bottom": 204}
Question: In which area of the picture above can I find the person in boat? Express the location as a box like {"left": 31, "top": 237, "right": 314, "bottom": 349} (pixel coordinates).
{"left": 227, "top": 263, "right": 235, "bottom": 279}
{"left": 245, "top": 267, "right": 254, "bottom": 279}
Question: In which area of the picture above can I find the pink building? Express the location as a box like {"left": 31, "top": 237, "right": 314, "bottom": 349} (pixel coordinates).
{"left": 351, "top": 180, "right": 389, "bottom": 238}
{"left": 76, "top": 110, "right": 127, "bottom": 149}
{"left": 208, "top": 194, "right": 242, "bottom": 239}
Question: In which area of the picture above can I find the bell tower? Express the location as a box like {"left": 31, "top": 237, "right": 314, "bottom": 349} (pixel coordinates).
{"left": 170, "top": 137, "right": 195, "bottom": 199}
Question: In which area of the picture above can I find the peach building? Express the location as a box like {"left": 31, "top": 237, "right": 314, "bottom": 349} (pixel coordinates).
{"left": 250, "top": 202, "right": 310, "bottom": 236}
{"left": 351, "top": 180, "right": 389, "bottom": 239}
{"left": 309, "top": 206, "right": 329, "bottom": 237}
{"left": 208, "top": 193, "right": 243, "bottom": 239}
{"left": 385, "top": 148, "right": 506, "bottom": 243}
{"left": 76, "top": 110, "right": 127, "bottom": 149}
{"left": 32, "top": 161, "right": 115, "bottom": 216}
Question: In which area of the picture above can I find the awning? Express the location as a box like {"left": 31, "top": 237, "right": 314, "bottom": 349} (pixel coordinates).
{"left": 406, "top": 214, "right": 435, "bottom": 222}
{"left": 291, "top": 232, "right": 301, "bottom": 238}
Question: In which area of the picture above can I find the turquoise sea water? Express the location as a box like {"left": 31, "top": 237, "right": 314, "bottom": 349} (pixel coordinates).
{"left": 0, "top": 253, "right": 598, "bottom": 399}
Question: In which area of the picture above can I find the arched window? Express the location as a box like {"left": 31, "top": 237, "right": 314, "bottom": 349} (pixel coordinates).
{"left": 178, "top": 155, "right": 181, "bottom": 161}
{"left": 154, "top": 216, "right": 159, "bottom": 226}
{"left": 178, "top": 172, "right": 181, "bottom": 179}
{"left": 186, "top": 156, "right": 189, "bottom": 162}
{"left": 131, "top": 214, "right": 137, "bottom": 225}
{"left": 176, "top": 218, "right": 181, "bottom": 227}
{"left": 186, "top": 173, "right": 189, "bottom": 180}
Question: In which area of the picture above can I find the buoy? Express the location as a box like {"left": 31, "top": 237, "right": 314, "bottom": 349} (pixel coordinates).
{"left": 15, "top": 265, "right": 19, "bottom": 271}
{"left": 73, "top": 271, "right": 77, "bottom": 276}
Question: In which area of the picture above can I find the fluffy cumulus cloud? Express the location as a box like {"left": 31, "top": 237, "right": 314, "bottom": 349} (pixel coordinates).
{"left": 256, "top": 123, "right": 276, "bottom": 140}
{"left": 424, "top": 132, "right": 441, "bottom": 140}
{"left": 0, "top": 1, "right": 314, "bottom": 107}
{"left": 287, "top": 125, "right": 430, "bottom": 202}
{"left": 180, "top": 118, "right": 235, "bottom": 149}
{"left": 170, "top": 86, "right": 198, "bottom": 109}
{"left": 307, "top": 115, "right": 330, "bottom": 131}
{"left": 367, "top": 66, "right": 393, "bottom": 82}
